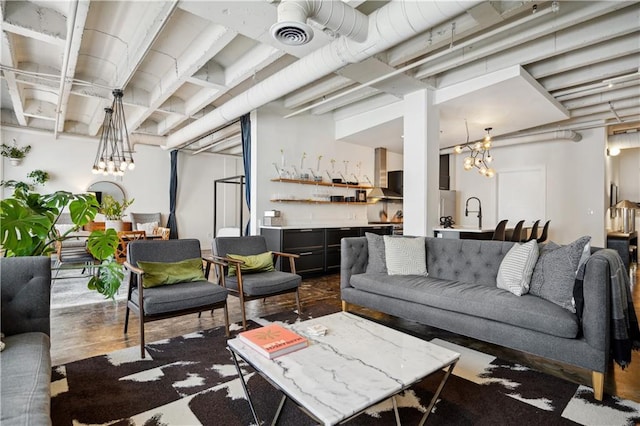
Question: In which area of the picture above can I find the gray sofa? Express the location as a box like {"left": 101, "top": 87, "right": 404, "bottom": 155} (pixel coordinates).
{"left": 1, "top": 256, "right": 52, "bottom": 426}
{"left": 341, "top": 236, "right": 612, "bottom": 401}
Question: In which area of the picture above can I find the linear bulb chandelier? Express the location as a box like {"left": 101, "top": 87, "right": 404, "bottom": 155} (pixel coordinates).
{"left": 454, "top": 121, "right": 495, "bottom": 178}
{"left": 92, "top": 89, "right": 135, "bottom": 175}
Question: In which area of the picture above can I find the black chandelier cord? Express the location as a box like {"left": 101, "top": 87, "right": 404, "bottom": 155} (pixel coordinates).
{"left": 92, "top": 89, "right": 135, "bottom": 175}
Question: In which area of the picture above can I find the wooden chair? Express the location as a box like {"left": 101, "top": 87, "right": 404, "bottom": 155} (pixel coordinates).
{"left": 536, "top": 220, "right": 550, "bottom": 243}
{"left": 510, "top": 220, "right": 525, "bottom": 242}
{"left": 492, "top": 220, "right": 508, "bottom": 241}
{"left": 116, "top": 230, "right": 146, "bottom": 263}
{"left": 526, "top": 220, "right": 541, "bottom": 242}
{"left": 123, "top": 239, "right": 229, "bottom": 358}
{"left": 156, "top": 227, "right": 170, "bottom": 240}
{"left": 209, "top": 236, "right": 302, "bottom": 329}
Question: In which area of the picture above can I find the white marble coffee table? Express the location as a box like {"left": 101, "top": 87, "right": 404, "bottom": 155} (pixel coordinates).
{"left": 227, "top": 312, "right": 459, "bottom": 425}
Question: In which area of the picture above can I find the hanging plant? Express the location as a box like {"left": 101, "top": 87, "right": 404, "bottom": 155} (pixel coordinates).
{"left": 27, "top": 170, "right": 50, "bottom": 186}
{"left": 1, "top": 140, "right": 31, "bottom": 165}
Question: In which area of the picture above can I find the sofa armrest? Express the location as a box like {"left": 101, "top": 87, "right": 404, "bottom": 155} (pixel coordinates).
{"left": 580, "top": 250, "right": 612, "bottom": 355}
{"left": 340, "top": 237, "right": 368, "bottom": 290}
{"left": 0, "top": 256, "right": 51, "bottom": 337}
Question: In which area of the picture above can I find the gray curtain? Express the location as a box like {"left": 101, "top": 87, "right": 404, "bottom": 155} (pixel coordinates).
{"left": 241, "top": 114, "right": 251, "bottom": 235}
{"left": 167, "top": 149, "right": 178, "bottom": 239}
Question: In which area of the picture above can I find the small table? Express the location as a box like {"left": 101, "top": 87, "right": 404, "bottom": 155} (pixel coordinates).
{"left": 228, "top": 312, "right": 459, "bottom": 425}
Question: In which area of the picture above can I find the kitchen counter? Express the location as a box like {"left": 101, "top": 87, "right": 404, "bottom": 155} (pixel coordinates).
{"left": 433, "top": 226, "right": 494, "bottom": 240}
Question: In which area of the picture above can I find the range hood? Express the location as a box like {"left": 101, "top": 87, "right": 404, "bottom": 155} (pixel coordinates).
{"left": 368, "top": 147, "right": 402, "bottom": 200}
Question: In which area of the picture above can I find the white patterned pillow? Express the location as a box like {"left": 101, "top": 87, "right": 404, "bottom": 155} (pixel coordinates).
{"left": 497, "top": 240, "right": 539, "bottom": 296}
{"left": 137, "top": 221, "right": 158, "bottom": 235}
{"left": 383, "top": 236, "right": 428, "bottom": 276}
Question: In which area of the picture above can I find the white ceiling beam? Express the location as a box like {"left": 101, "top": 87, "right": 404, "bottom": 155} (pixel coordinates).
{"left": 55, "top": 1, "right": 89, "bottom": 135}
{"left": 562, "top": 86, "right": 640, "bottom": 110}
{"left": 1, "top": 31, "right": 27, "bottom": 125}
{"left": 2, "top": 1, "right": 66, "bottom": 46}
{"left": 540, "top": 55, "right": 640, "bottom": 92}
{"left": 570, "top": 96, "right": 640, "bottom": 117}
{"left": 85, "top": 1, "right": 179, "bottom": 136}
{"left": 284, "top": 75, "right": 353, "bottom": 109}
{"left": 526, "top": 32, "right": 640, "bottom": 79}
{"left": 126, "top": 25, "right": 238, "bottom": 133}
{"left": 554, "top": 79, "right": 639, "bottom": 102}
{"left": 415, "top": 1, "right": 633, "bottom": 82}
{"left": 157, "top": 43, "right": 283, "bottom": 135}
{"left": 23, "top": 100, "right": 57, "bottom": 121}
{"left": 311, "top": 86, "right": 380, "bottom": 115}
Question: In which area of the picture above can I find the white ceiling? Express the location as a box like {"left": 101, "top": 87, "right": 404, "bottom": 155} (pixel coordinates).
{"left": 1, "top": 1, "right": 639, "bottom": 156}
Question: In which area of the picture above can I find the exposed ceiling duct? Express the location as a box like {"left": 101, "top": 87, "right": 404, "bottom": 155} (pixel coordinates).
{"left": 440, "top": 130, "right": 583, "bottom": 154}
{"left": 166, "top": 0, "right": 481, "bottom": 149}
{"left": 271, "top": 0, "right": 369, "bottom": 46}
{"left": 368, "top": 147, "right": 402, "bottom": 200}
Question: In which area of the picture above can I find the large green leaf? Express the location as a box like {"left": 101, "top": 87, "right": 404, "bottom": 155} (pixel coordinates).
{"left": 88, "top": 259, "right": 124, "bottom": 300}
{"left": 69, "top": 194, "right": 99, "bottom": 227}
{"left": 0, "top": 198, "right": 53, "bottom": 256}
{"left": 87, "top": 229, "right": 119, "bottom": 261}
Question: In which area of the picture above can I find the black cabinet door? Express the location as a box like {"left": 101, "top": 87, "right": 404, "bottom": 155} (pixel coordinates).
{"left": 282, "top": 229, "right": 325, "bottom": 274}
{"left": 325, "top": 227, "right": 360, "bottom": 271}
{"left": 360, "top": 226, "right": 392, "bottom": 236}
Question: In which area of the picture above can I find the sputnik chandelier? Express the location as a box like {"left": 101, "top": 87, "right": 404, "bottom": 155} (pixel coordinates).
{"left": 454, "top": 121, "right": 495, "bottom": 178}
{"left": 91, "top": 89, "right": 135, "bottom": 175}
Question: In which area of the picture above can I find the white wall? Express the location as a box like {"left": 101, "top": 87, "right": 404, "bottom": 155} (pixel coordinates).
{"left": 452, "top": 127, "right": 608, "bottom": 246}
{"left": 1, "top": 127, "right": 242, "bottom": 247}
{"left": 253, "top": 106, "right": 380, "bottom": 230}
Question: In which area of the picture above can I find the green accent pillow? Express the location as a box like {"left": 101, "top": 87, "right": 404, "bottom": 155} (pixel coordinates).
{"left": 227, "top": 252, "right": 275, "bottom": 276}
{"left": 138, "top": 258, "right": 205, "bottom": 288}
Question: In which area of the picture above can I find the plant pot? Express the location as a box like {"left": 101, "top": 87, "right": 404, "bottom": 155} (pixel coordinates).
{"left": 105, "top": 220, "right": 124, "bottom": 231}
{"left": 9, "top": 158, "right": 22, "bottom": 166}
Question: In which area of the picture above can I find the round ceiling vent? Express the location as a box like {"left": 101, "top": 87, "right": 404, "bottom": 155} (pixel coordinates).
{"left": 270, "top": 21, "right": 314, "bottom": 46}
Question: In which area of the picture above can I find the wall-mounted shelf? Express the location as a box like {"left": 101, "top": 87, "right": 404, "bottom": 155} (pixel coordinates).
{"left": 271, "top": 178, "right": 372, "bottom": 189}
{"left": 270, "top": 199, "right": 374, "bottom": 205}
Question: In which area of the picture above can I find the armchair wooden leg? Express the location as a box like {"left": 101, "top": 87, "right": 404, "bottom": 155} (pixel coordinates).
{"left": 592, "top": 371, "right": 604, "bottom": 401}
{"left": 139, "top": 316, "right": 146, "bottom": 359}
{"left": 124, "top": 305, "right": 130, "bottom": 333}
{"left": 295, "top": 288, "right": 302, "bottom": 315}
{"left": 223, "top": 303, "right": 230, "bottom": 337}
{"left": 239, "top": 294, "right": 248, "bottom": 330}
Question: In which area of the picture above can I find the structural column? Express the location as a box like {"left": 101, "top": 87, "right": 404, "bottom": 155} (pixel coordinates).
{"left": 403, "top": 89, "right": 440, "bottom": 236}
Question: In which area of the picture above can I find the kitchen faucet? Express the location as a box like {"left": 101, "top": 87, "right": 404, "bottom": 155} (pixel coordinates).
{"left": 465, "top": 197, "right": 482, "bottom": 229}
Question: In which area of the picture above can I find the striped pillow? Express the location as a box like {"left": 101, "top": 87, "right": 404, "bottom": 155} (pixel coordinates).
{"left": 497, "top": 240, "right": 539, "bottom": 296}
{"left": 383, "top": 236, "right": 428, "bottom": 276}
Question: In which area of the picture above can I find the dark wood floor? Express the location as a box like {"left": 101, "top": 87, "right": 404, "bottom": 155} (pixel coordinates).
{"left": 51, "top": 264, "right": 639, "bottom": 403}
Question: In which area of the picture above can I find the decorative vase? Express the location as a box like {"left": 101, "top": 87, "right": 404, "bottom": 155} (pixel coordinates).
{"left": 9, "top": 158, "right": 22, "bottom": 166}
{"left": 105, "top": 220, "right": 124, "bottom": 232}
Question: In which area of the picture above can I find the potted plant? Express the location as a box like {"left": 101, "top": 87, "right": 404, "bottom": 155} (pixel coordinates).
{"left": 27, "top": 169, "right": 50, "bottom": 186}
{"left": 0, "top": 188, "right": 122, "bottom": 299}
{"left": 1, "top": 141, "right": 31, "bottom": 166}
{"left": 100, "top": 194, "right": 134, "bottom": 231}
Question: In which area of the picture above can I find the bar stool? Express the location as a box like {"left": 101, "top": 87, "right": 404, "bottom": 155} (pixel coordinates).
{"left": 492, "top": 220, "right": 508, "bottom": 241}
{"left": 526, "top": 220, "right": 540, "bottom": 242}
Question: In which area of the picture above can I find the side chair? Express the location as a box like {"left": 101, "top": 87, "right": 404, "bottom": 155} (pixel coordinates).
{"left": 116, "top": 230, "right": 146, "bottom": 263}
{"left": 209, "top": 236, "right": 302, "bottom": 329}
{"left": 123, "top": 239, "right": 229, "bottom": 358}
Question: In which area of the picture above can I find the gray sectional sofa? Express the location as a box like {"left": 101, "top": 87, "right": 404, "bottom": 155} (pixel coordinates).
{"left": 1, "top": 256, "right": 52, "bottom": 426}
{"left": 340, "top": 236, "right": 613, "bottom": 401}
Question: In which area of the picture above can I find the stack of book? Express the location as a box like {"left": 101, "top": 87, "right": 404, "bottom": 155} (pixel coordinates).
{"left": 239, "top": 323, "right": 308, "bottom": 359}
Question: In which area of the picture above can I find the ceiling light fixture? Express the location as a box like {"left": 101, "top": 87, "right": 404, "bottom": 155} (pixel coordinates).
{"left": 454, "top": 122, "right": 496, "bottom": 178}
{"left": 91, "top": 89, "right": 135, "bottom": 176}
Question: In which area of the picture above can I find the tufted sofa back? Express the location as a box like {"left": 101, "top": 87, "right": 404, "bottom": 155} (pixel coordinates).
{"left": 426, "top": 237, "right": 514, "bottom": 286}
{"left": 0, "top": 256, "right": 51, "bottom": 337}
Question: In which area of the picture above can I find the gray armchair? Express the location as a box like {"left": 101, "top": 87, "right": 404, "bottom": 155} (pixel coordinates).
{"left": 123, "top": 239, "right": 229, "bottom": 358}
{"left": 129, "top": 212, "right": 162, "bottom": 230}
{"left": 209, "top": 236, "right": 302, "bottom": 329}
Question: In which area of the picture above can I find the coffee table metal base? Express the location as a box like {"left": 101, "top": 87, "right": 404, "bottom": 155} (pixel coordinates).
{"left": 227, "top": 313, "right": 460, "bottom": 425}
{"left": 229, "top": 343, "right": 458, "bottom": 425}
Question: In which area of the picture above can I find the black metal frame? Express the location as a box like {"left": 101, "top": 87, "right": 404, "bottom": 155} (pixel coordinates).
{"left": 214, "top": 175, "right": 246, "bottom": 237}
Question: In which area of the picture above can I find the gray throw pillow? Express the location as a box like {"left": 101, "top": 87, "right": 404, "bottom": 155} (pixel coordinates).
{"left": 529, "top": 236, "right": 591, "bottom": 313}
{"left": 365, "top": 232, "right": 387, "bottom": 274}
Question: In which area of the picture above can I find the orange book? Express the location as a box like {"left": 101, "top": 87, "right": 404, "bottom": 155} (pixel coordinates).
{"left": 238, "top": 323, "right": 308, "bottom": 359}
